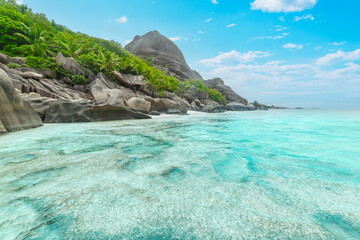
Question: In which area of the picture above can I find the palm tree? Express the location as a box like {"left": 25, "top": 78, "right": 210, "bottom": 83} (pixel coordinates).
{"left": 176, "top": 82, "right": 191, "bottom": 98}
{"left": 13, "top": 24, "right": 54, "bottom": 57}
{"left": 97, "top": 51, "right": 120, "bottom": 73}
{"left": 58, "top": 41, "right": 84, "bottom": 58}
{"left": 14, "top": 23, "right": 47, "bottom": 45}
{"left": 144, "top": 75, "right": 159, "bottom": 96}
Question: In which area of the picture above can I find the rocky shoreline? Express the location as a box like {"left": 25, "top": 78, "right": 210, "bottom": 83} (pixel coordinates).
{"left": 0, "top": 31, "right": 262, "bottom": 135}
{"left": 0, "top": 54, "right": 257, "bottom": 134}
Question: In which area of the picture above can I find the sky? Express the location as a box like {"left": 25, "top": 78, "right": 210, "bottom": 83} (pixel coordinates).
{"left": 18, "top": 0, "right": 360, "bottom": 108}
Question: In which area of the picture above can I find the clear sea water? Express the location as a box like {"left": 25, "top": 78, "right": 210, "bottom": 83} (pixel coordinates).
{"left": 0, "top": 110, "right": 359, "bottom": 240}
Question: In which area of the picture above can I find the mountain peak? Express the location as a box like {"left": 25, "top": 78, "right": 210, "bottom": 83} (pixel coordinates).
{"left": 125, "top": 31, "right": 201, "bottom": 80}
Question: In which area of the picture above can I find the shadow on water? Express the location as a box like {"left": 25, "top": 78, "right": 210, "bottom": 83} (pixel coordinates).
{"left": 313, "top": 212, "right": 360, "bottom": 239}
{"left": 61, "top": 143, "right": 119, "bottom": 155}
{"left": 8, "top": 167, "right": 66, "bottom": 192}
{"left": 63, "top": 227, "right": 198, "bottom": 240}
{"left": 4, "top": 197, "right": 73, "bottom": 240}
{"left": 160, "top": 167, "right": 186, "bottom": 183}
{"left": 1, "top": 153, "right": 38, "bottom": 166}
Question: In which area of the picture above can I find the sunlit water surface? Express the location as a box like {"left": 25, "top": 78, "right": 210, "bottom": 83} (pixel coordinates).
{"left": 0, "top": 110, "right": 359, "bottom": 239}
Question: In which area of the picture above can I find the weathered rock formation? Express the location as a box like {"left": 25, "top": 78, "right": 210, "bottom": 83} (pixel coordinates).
{"left": 226, "top": 102, "right": 256, "bottom": 111}
{"left": 55, "top": 53, "right": 84, "bottom": 76}
{"left": 87, "top": 72, "right": 189, "bottom": 114}
{"left": 112, "top": 71, "right": 146, "bottom": 91}
{"left": 44, "top": 100, "right": 151, "bottom": 123}
{"left": 125, "top": 30, "right": 201, "bottom": 80}
{"left": 0, "top": 52, "right": 26, "bottom": 65}
{"left": 88, "top": 73, "right": 126, "bottom": 106}
{"left": 0, "top": 68, "right": 43, "bottom": 133}
{"left": 0, "top": 63, "right": 90, "bottom": 101}
{"left": 20, "top": 93, "right": 54, "bottom": 121}
{"left": 205, "top": 78, "right": 248, "bottom": 105}
{"left": 202, "top": 105, "right": 226, "bottom": 113}
{"left": 145, "top": 97, "right": 188, "bottom": 114}
{"left": 125, "top": 97, "right": 151, "bottom": 113}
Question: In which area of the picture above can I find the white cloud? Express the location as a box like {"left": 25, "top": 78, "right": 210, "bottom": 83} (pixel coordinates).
{"left": 253, "top": 35, "right": 285, "bottom": 40}
{"left": 116, "top": 16, "right": 128, "bottom": 24}
{"left": 198, "top": 31, "right": 205, "bottom": 34}
{"left": 266, "top": 60, "right": 284, "bottom": 65}
{"left": 211, "top": 0, "right": 219, "bottom": 4}
{"left": 205, "top": 18, "right": 213, "bottom": 22}
{"left": 294, "top": 14, "right": 314, "bottom": 21}
{"left": 279, "top": 16, "right": 285, "bottom": 21}
{"left": 16, "top": 0, "right": 23, "bottom": 4}
{"left": 274, "top": 25, "right": 288, "bottom": 31}
{"left": 283, "top": 43, "right": 303, "bottom": 49}
{"left": 124, "top": 39, "right": 132, "bottom": 45}
{"left": 226, "top": 24, "right": 236, "bottom": 28}
{"left": 200, "top": 50, "right": 271, "bottom": 66}
{"left": 331, "top": 41, "right": 347, "bottom": 46}
{"left": 169, "top": 36, "right": 182, "bottom": 42}
{"left": 316, "top": 49, "right": 360, "bottom": 65}
{"left": 251, "top": 0, "right": 318, "bottom": 13}
{"left": 199, "top": 52, "right": 360, "bottom": 108}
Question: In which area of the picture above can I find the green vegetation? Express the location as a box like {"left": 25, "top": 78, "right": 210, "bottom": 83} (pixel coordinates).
{"left": 208, "top": 89, "right": 228, "bottom": 106}
{"left": 251, "top": 100, "right": 274, "bottom": 109}
{"left": 6, "top": 62, "right": 21, "bottom": 69}
{"left": 0, "top": 0, "right": 227, "bottom": 104}
{"left": 184, "top": 79, "right": 228, "bottom": 105}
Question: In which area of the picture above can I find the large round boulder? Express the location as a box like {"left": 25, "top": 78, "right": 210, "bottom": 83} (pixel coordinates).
{"left": 55, "top": 53, "right": 84, "bottom": 76}
{"left": 43, "top": 100, "right": 151, "bottom": 123}
{"left": 88, "top": 74, "right": 126, "bottom": 106}
{"left": 202, "top": 105, "right": 226, "bottom": 113}
{"left": 226, "top": 102, "right": 249, "bottom": 111}
{"left": 125, "top": 97, "right": 151, "bottom": 113}
{"left": 112, "top": 71, "right": 146, "bottom": 91}
{"left": 226, "top": 102, "right": 257, "bottom": 111}
{"left": 146, "top": 98, "right": 187, "bottom": 114}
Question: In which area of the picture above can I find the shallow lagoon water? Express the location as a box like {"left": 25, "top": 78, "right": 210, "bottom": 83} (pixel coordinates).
{"left": 0, "top": 110, "right": 359, "bottom": 239}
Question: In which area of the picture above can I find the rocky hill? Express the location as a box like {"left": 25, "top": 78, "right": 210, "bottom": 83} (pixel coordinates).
{"left": 205, "top": 78, "right": 248, "bottom": 105}
{"left": 126, "top": 31, "right": 249, "bottom": 105}
{"left": 0, "top": 1, "right": 260, "bottom": 135}
{"left": 125, "top": 31, "right": 202, "bottom": 80}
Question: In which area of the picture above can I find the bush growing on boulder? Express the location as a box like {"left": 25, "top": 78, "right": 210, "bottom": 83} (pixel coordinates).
{"left": 6, "top": 62, "right": 21, "bottom": 69}
{"left": 184, "top": 79, "right": 227, "bottom": 106}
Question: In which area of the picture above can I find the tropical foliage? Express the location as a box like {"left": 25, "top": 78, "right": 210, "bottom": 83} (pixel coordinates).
{"left": 184, "top": 79, "right": 228, "bottom": 105}
{"left": 251, "top": 101, "right": 274, "bottom": 109}
{"left": 0, "top": 0, "right": 227, "bottom": 104}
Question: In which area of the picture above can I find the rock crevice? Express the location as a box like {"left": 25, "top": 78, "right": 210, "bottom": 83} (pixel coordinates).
{"left": 0, "top": 68, "right": 43, "bottom": 134}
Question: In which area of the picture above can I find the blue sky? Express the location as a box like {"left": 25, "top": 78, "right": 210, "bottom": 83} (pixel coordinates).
{"left": 19, "top": 0, "right": 360, "bottom": 108}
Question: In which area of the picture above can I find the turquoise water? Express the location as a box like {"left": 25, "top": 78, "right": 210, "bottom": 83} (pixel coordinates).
{"left": 0, "top": 110, "right": 359, "bottom": 239}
